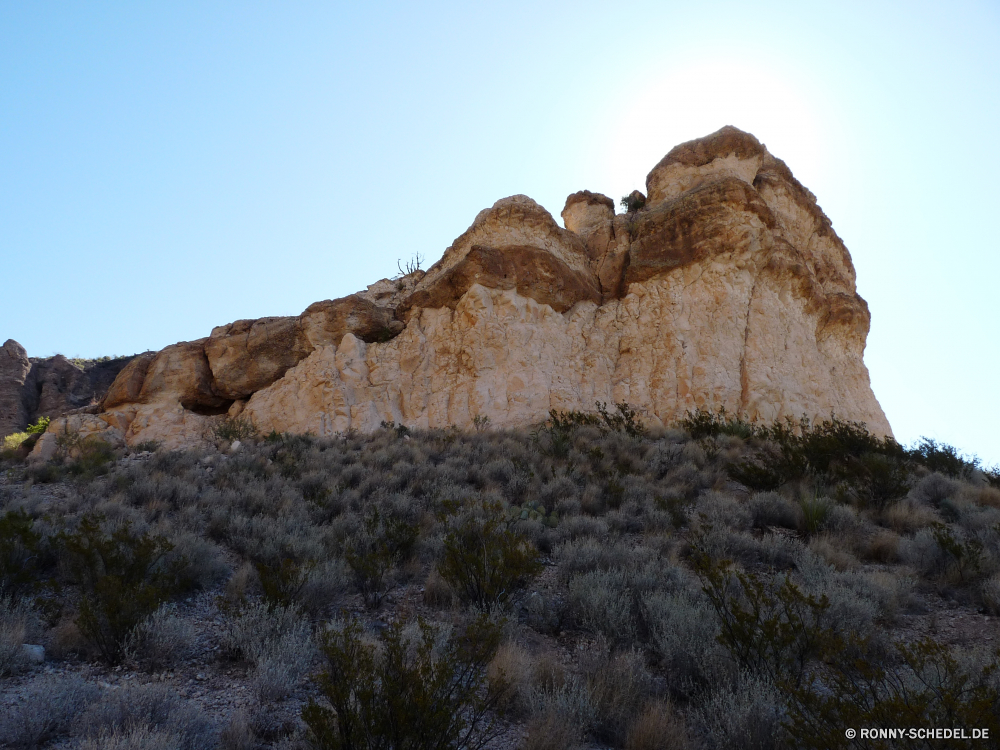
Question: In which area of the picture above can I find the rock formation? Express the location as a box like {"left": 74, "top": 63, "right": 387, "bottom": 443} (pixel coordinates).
{"left": 21, "top": 127, "right": 892, "bottom": 457}
{"left": 1, "top": 340, "right": 32, "bottom": 438}
{"left": 0, "top": 342, "right": 134, "bottom": 438}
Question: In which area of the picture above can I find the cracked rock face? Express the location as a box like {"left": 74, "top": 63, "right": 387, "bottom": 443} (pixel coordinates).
{"left": 29, "top": 126, "right": 891, "bottom": 453}
{"left": 1, "top": 340, "right": 31, "bottom": 437}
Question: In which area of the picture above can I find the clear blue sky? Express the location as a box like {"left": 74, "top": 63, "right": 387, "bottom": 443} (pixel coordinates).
{"left": 2, "top": 1, "right": 998, "bottom": 465}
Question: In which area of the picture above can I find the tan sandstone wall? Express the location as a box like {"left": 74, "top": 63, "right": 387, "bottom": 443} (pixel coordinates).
{"left": 31, "top": 126, "right": 892, "bottom": 456}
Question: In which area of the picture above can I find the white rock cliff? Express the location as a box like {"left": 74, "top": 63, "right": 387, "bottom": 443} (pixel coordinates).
{"left": 30, "top": 126, "right": 892, "bottom": 457}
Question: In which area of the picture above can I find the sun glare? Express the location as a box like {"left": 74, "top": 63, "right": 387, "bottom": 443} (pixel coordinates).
{"left": 601, "top": 59, "right": 836, "bottom": 205}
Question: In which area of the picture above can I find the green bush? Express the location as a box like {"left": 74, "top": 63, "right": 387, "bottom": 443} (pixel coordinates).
{"left": 343, "top": 507, "right": 417, "bottom": 608}
{"left": 57, "top": 515, "right": 189, "bottom": 664}
{"left": 437, "top": 500, "right": 542, "bottom": 610}
{"left": 784, "top": 638, "right": 1000, "bottom": 749}
{"left": 694, "top": 550, "right": 830, "bottom": 689}
{"left": 67, "top": 436, "right": 118, "bottom": 478}
{"left": 254, "top": 557, "right": 315, "bottom": 608}
{"left": 1, "top": 431, "right": 31, "bottom": 456}
{"left": 0, "top": 510, "right": 44, "bottom": 600}
{"left": 213, "top": 416, "right": 258, "bottom": 443}
{"left": 909, "top": 437, "right": 977, "bottom": 478}
{"left": 679, "top": 407, "right": 759, "bottom": 440}
{"left": 26, "top": 416, "right": 51, "bottom": 435}
{"left": 620, "top": 193, "right": 646, "bottom": 213}
{"left": 303, "top": 615, "right": 504, "bottom": 750}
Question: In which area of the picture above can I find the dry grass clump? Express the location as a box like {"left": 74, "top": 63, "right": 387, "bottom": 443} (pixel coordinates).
{"left": 0, "top": 674, "right": 99, "bottom": 748}
{"left": 625, "top": 700, "right": 696, "bottom": 750}
{"left": 521, "top": 711, "right": 580, "bottom": 750}
{"left": 807, "top": 534, "right": 859, "bottom": 570}
{"left": 74, "top": 683, "right": 215, "bottom": 750}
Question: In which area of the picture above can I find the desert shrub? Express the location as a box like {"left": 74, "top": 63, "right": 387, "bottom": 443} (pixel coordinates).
{"left": 487, "top": 641, "right": 536, "bottom": 717}
{"left": 838, "top": 452, "right": 912, "bottom": 508}
{"left": 295, "top": 558, "right": 351, "bottom": 614}
{"left": 795, "top": 553, "right": 885, "bottom": 637}
{"left": 556, "top": 514, "right": 608, "bottom": 542}
{"left": 25, "top": 416, "right": 51, "bottom": 435}
{"left": 78, "top": 726, "right": 182, "bottom": 750}
{"left": 568, "top": 568, "right": 640, "bottom": 644}
{"left": 679, "top": 407, "right": 758, "bottom": 440}
{"left": 910, "top": 437, "right": 978, "bottom": 478}
{"left": 220, "top": 599, "right": 314, "bottom": 701}
{"left": 422, "top": 568, "right": 455, "bottom": 607}
{"left": 528, "top": 674, "right": 596, "bottom": 734}
{"left": 595, "top": 401, "right": 644, "bottom": 437}
{"left": 344, "top": 506, "right": 418, "bottom": 608}
{"left": 899, "top": 527, "right": 949, "bottom": 578}
{"left": 57, "top": 514, "right": 190, "bottom": 664}
{"left": 67, "top": 435, "right": 118, "bottom": 477}
{"left": 521, "top": 710, "right": 580, "bottom": 750}
{"left": 783, "top": 639, "right": 1000, "bottom": 749}
{"left": 0, "top": 673, "right": 99, "bottom": 748}
{"left": 748, "top": 491, "right": 801, "bottom": 530}
{"left": 166, "top": 531, "right": 231, "bottom": 590}
{"left": 694, "top": 491, "right": 753, "bottom": 531}
{"left": 2, "top": 430, "right": 31, "bottom": 456}
{"left": 695, "top": 672, "right": 785, "bottom": 750}
{"left": 644, "top": 587, "right": 734, "bottom": 696}
{"left": 0, "top": 596, "right": 40, "bottom": 676}
{"left": 218, "top": 711, "right": 256, "bottom": 750}
{"left": 0, "top": 509, "right": 44, "bottom": 599}
{"left": 981, "top": 574, "right": 1000, "bottom": 615}
{"left": 691, "top": 510, "right": 803, "bottom": 569}
{"left": 524, "top": 590, "right": 562, "bottom": 634}
{"left": 213, "top": 416, "right": 258, "bottom": 443}
{"left": 437, "top": 500, "right": 541, "bottom": 610}
{"left": 882, "top": 498, "right": 941, "bottom": 534}
{"left": 808, "top": 534, "right": 859, "bottom": 571}
{"left": 694, "top": 552, "right": 830, "bottom": 689}
{"left": 931, "top": 523, "right": 987, "bottom": 585}
{"left": 252, "top": 631, "right": 316, "bottom": 702}
{"left": 910, "top": 472, "right": 960, "bottom": 506}
{"left": 797, "top": 493, "right": 831, "bottom": 535}
{"left": 75, "top": 683, "right": 215, "bottom": 750}
{"left": 303, "top": 615, "right": 504, "bottom": 750}
{"left": 254, "top": 557, "right": 316, "bottom": 608}
{"left": 125, "top": 603, "right": 197, "bottom": 671}
{"left": 625, "top": 700, "right": 695, "bottom": 750}
{"left": 582, "top": 648, "right": 654, "bottom": 745}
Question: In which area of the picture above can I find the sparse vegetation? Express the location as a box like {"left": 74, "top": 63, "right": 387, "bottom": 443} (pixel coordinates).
{"left": 212, "top": 416, "right": 258, "bottom": 443}
{"left": 303, "top": 615, "right": 504, "bottom": 749}
{"left": 1, "top": 409, "right": 999, "bottom": 749}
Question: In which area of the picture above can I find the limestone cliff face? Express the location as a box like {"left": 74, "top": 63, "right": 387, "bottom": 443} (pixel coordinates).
{"left": 28, "top": 126, "right": 892, "bottom": 455}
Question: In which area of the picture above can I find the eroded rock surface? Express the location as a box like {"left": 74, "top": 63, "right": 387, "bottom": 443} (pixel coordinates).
{"left": 26, "top": 126, "right": 892, "bottom": 455}
{"left": 1, "top": 340, "right": 31, "bottom": 437}
{"left": 0, "top": 341, "right": 135, "bottom": 438}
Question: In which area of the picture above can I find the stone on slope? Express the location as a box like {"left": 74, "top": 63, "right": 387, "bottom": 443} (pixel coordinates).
{"left": 102, "top": 353, "right": 156, "bottom": 410}
{"left": 205, "top": 316, "right": 314, "bottom": 400}
{"left": 139, "top": 340, "right": 228, "bottom": 413}
{"left": 299, "top": 294, "right": 403, "bottom": 348}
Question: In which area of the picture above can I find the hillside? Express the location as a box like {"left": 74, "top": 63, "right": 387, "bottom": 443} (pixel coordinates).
{"left": 2, "top": 412, "right": 999, "bottom": 748}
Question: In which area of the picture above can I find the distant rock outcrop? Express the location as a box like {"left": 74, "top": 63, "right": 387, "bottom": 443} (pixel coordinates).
{"left": 1, "top": 340, "right": 31, "bottom": 437}
{"left": 19, "top": 127, "right": 892, "bottom": 455}
{"left": 0, "top": 341, "right": 134, "bottom": 438}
